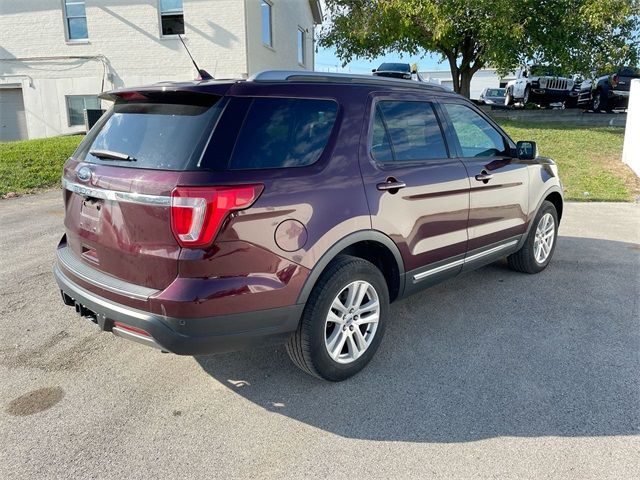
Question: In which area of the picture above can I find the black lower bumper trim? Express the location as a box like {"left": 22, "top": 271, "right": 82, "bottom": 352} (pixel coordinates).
{"left": 53, "top": 265, "right": 303, "bottom": 355}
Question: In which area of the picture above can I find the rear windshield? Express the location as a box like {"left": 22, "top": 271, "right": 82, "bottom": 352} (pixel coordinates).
{"left": 228, "top": 97, "right": 338, "bottom": 170}
{"left": 75, "top": 95, "right": 224, "bottom": 170}
{"left": 618, "top": 67, "right": 640, "bottom": 77}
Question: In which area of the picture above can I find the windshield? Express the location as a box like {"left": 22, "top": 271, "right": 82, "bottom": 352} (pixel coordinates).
{"left": 486, "top": 89, "right": 505, "bottom": 97}
{"left": 75, "top": 95, "right": 224, "bottom": 170}
{"left": 378, "top": 63, "right": 411, "bottom": 72}
{"left": 530, "top": 65, "right": 562, "bottom": 77}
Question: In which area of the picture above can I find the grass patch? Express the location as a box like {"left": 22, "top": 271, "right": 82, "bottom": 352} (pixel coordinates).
{"left": 498, "top": 121, "right": 638, "bottom": 202}
{"left": 0, "top": 135, "right": 83, "bottom": 197}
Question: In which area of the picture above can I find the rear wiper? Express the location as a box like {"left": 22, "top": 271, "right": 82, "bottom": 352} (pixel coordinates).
{"left": 89, "top": 149, "right": 137, "bottom": 162}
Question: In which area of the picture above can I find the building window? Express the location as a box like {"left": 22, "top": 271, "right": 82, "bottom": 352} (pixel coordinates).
{"left": 159, "top": 0, "right": 185, "bottom": 36}
{"left": 66, "top": 95, "right": 100, "bottom": 126}
{"left": 63, "top": 0, "right": 88, "bottom": 40}
{"left": 297, "top": 28, "right": 305, "bottom": 65}
{"left": 261, "top": 1, "right": 272, "bottom": 47}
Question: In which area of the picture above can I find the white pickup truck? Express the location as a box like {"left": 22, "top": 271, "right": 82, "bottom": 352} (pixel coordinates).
{"left": 505, "top": 66, "right": 575, "bottom": 107}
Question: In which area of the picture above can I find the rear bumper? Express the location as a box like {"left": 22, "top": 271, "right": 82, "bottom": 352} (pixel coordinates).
{"left": 54, "top": 264, "right": 303, "bottom": 355}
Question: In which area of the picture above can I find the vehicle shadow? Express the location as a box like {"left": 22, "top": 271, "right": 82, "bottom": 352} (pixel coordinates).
{"left": 195, "top": 235, "right": 639, "bottom": 443}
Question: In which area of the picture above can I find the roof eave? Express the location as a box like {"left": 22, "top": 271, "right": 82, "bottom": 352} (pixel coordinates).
{"left": 309, "top": 0, "right": 323, "bottom": 24}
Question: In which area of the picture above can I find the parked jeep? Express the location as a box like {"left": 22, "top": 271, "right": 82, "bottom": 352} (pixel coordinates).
{"left": 54, "top": 71, "right": 563, "bottom": 381}
{"left": 505, "top": 66, "right": 575, "bottom": 107}
{"left": 577, "top": 66, "right": 640, "bottom": 112}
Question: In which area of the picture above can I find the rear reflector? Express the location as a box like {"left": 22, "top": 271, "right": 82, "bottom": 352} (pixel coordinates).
{"left": 170, "top": 185, "right": 263, "bottom": 248}
{"left": 114, "top": 322, "right": 151, "bottom": 337}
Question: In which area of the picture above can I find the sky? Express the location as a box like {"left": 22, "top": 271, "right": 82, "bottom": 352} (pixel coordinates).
{"left": 314, "top": 45, "right": 450, "bottom": 74}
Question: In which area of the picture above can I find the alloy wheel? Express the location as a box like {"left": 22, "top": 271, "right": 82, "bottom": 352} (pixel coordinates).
{"left": 533, "top": 213, "right": 555, "bottom": 264}
{"left": 324, "top": 280, "right": 380, "bottom": 364}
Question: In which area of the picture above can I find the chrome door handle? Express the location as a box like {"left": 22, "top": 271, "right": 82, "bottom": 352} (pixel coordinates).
{"left": 376, "top": 180, "right": 407, "bottom": 191}
{"left": 475, "top": 172, "right": 494, "bottom": 182}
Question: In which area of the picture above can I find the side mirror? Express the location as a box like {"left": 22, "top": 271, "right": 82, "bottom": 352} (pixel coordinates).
{"left": 516, "top": 141, "right": 537, "bottom": 160}
{"left": 371, "top": 69, "right": 376, "bottom": 73}
{"left": 411, "top": 68, "right": 417, "bottom": 74}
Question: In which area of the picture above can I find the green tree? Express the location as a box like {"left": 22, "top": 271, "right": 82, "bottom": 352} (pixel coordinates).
{"left": 319, "top": 0, "right": 640, "bottom": 97}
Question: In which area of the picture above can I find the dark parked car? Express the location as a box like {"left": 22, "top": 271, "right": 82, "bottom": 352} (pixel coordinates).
{"left": 54, "top": 71, "right": 563, "bottom": 381}
{"left": 479, "top": 87, "right": 506, "bottom": 106}
{"left": 577, "top": 67, "right": 640, "bottom": 112}
{"left": 372, "top": 62, "right": 415, "bottom": 80}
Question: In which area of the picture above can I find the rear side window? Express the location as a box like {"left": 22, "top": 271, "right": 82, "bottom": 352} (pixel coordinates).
{"left": 229, "top": 98, "right": 338, "bottom": 170}
{"left": 76, "top": 96, "right": 224, "bottom": 170}
{"left": 371, "top": 101, "right": 448, "bottom": 162}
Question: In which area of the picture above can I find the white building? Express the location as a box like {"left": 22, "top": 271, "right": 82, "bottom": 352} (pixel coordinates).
{"left": 0, "top": 0, "right": 322, "bottom": 140}
{"left": 420, "top": 68, "right": 516, "bottom": 99}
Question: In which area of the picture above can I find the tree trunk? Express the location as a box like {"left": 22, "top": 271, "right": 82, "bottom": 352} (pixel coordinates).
{"left": 445, "top": 54, "right": 474, "bottom": 97}
{"left": 459, "top": 68, "right": 473, "bottom": 98}
{"left": 442, "top": 40, "right": 482, "bottom": 98}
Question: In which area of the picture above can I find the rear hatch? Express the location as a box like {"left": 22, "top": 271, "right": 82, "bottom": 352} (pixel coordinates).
{"left": 62, "top": 89, "right": 227, "bottom": 290}
{"left": 614, "top": 67, "right": 640, "bottom": 92}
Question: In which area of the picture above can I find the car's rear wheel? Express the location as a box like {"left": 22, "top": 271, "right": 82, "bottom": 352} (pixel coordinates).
{"left": 286, "top": 255, "right": 389, "bottom": 381}
{"left": 507, "top": 201, "right": 558, "bottom": 274}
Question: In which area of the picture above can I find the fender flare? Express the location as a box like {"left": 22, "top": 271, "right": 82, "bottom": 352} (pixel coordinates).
{"left": 517, "top": 185, "right": 564, "bottom": 250}
{"left": 296, "top": 230, "right": 406, "bottom": 304}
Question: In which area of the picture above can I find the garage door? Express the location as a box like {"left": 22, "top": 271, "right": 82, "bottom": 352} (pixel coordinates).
{"left": 0, "top": 88, "right": 28, "bottom": 141}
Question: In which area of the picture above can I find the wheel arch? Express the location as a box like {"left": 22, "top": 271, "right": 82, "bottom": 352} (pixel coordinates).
{"left": 296, "top": 231, "right": 406, "bottom": 305}
{"left": 517, "top": 185, "right": 564, "bottom": 250}
{"left": 545, "top": 190, "right": 563, "bottom": 222}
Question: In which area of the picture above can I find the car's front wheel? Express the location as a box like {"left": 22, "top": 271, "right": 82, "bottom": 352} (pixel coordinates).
{"left": 286, "top": 255, "right": 389, "bottom": 381}
{"left": 508, "top": 201, "right": 559, "bottom": 274}
{"left": 504, "top": 87, "right": 514, "bottom": 106}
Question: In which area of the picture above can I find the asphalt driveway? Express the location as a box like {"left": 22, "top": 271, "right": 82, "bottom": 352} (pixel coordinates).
{"left": 1, "top": 191, "right": 638, "bottom": 479}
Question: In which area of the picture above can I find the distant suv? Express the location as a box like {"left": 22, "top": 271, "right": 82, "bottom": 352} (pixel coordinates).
{"left": 54, "top": 71, "right": 563, "bottom": 381}
{"left": 577, "top": 66, "right": 640, "bottom": 112}
{"left": 505, "top": 66, "right": 575, "bottom": 107}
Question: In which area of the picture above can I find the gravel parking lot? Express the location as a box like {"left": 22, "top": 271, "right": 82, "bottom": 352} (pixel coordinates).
{"left": 1, "top": 191, "right": 639, "bottom": 479}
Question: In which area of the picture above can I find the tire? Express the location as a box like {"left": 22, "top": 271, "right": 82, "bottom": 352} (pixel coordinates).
{"left": 591, "top": 90, "right": 605, "bottom": 112}
{"left": 504, "top": 87, "right": 514, "bottom": 106}
{"left": 507, "top": 201, "right": 559, "bottom": 274}
{"left": 285, "top": 255, "right": 389, "bottom": 381}
{"left": 523, "top": 85, "right": 530, "bottom": 105}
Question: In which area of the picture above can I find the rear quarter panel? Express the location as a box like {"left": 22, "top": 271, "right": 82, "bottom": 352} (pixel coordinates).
{"left": 172, "top": 83, "right": 373, "bottom": 313}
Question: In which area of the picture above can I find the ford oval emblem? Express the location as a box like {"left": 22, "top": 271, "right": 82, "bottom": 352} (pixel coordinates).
{"left": 76, "top": 166, "right": 92, "bottom": 182}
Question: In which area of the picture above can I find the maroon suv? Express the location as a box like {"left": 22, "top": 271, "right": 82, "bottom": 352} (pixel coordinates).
{"left": 54, "top": 71, "right": 563, "bottom": 381}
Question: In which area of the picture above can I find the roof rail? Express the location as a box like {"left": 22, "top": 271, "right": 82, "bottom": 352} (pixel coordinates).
{"left": 249, "top": 70, "right": 447, "bottom": 92}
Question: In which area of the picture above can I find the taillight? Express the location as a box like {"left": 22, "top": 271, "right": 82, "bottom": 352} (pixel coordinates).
{"left": 115, "top": 91, "right": 148, "bottom": 102}
{"left": 170, "top": 185, "right": 263, "bottom": 248}
{"left": 611, "top": 74, "right": 619, "bottom": 87}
